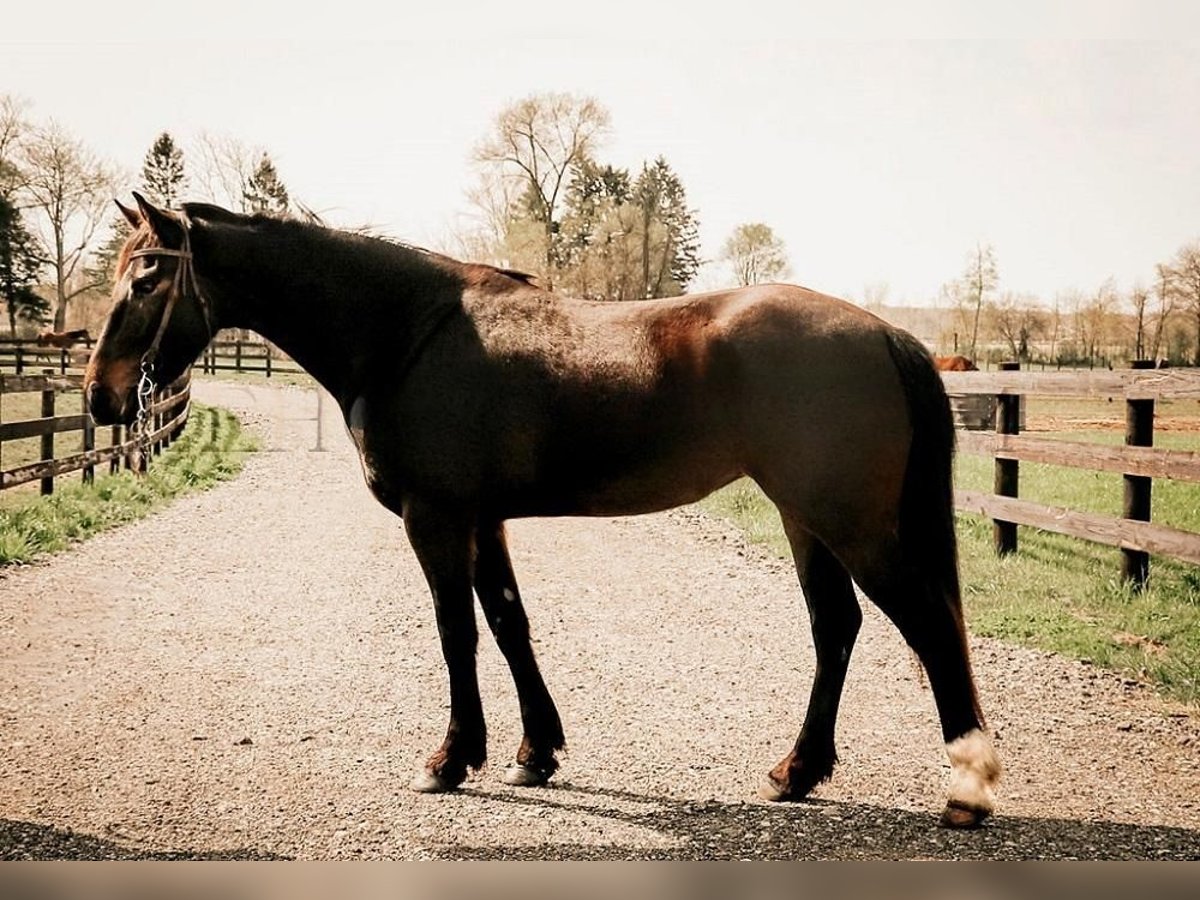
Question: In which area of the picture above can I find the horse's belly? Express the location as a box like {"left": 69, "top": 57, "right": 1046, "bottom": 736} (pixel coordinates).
{"left": 505, "top": 442, "right": 743, "bottom": 518}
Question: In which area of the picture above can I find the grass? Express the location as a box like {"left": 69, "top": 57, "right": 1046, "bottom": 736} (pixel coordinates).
{"left": 0, "top": 404, "right": 257, "bottom": 565}
{"left": 698, "top": 421, "right": 1200, "bottom": 706}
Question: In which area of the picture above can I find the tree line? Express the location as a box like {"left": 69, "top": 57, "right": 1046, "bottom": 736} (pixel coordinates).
{"left": 935, "top": 241, "right": 1200, "bottom": 368}
{"left": 457, "top": 92, "right": 789, "bottom": 300}
{"left": 6, "top": 83, "right": 1196, "bottom": 370}
{"left": 1, "top": 90, "right": 790, "bottom": 339}
{"left": 0, "top": 95, "right": 293, "bottom": 337}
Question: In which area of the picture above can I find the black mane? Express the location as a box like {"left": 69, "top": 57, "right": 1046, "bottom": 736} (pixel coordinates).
{"left": 182, "top": 201, "right": 539, "bottom": 290}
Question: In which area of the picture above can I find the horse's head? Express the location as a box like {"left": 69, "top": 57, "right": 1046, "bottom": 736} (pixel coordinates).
{"left": 85, "top": 193, "right": 213, "bottom": 425}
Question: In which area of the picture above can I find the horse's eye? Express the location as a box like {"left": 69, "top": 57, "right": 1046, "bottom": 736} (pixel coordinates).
{"left": 131, "top": 276, "right": 156, "bottom": 297}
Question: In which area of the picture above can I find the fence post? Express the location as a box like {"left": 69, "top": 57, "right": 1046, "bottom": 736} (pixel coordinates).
{"left": 235, "top": 340, "right": 243, "bottom": 373}
{"left": 15, "top": 345, "right": 23, "bottom": 374}
{"left": 1122, "top": 360, "right": 1156, "bottom": 588}
{"left": 993, "top": 360, "right": 1021, "bottom": 556}
{"left": 265, "top": 343, "right": 272, "bottom": 378}
{"left": 40, "top": 369, "right": 55, "bottom": 495}
{"left": 111, "top": 425, "right": 122, "bottom": 474}
{"left": 81, "top": 388, "right": 95, "bottom": 484}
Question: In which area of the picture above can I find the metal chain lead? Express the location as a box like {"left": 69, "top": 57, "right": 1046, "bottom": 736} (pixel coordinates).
{"left": 133, "top": 357, "right": 157, "bottom": 449}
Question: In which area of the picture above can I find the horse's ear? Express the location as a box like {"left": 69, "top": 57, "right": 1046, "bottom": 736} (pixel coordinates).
{"left": 114, "top": 198, "right": 142, "bottom": 229}
{"left": 133, "top": 191, "right": 183, "bottom": 246}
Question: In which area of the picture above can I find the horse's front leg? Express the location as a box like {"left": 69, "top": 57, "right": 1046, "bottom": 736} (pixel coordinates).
{"left": 404, "top": 502, "right": 486, "bottom": 793}
{"left": 474, "top": 521, "right": 565, "bottom": 786}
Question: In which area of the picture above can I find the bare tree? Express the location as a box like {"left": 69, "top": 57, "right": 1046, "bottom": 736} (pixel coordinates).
{"left": 720, "top": 222, "right": 790, "bottom": 286}
{"left": 0, "top": 95, "right": 29, "bottom": 192}
{"left": 1074, "top": 279, "right": 1120, "bottom": 366}
{"left": 1167, "top": 241, "right": 1200, "bottom": 364}
{"left": 1047, "top": 294, "right": 1064, "bottom": 363}
{"left": 192, "top": 132, "right": 264, "bottom": 211}
{"left": 862, "top": 281, "right": 889, "bottom": 312}
{"left": 958, "top": 243, "right": 999, "bottom": 362}
{"left": 1150, "top": 262, "right": 1179, "bottom": 362}
{"left": 472, "top": 93, "right": 611, "bottom": 285}
{"left": 988, "top": 292, "right": 1044, "bottom": 361}
{"left": 15, "top": 121, "right": 119, "bottom": 330}
{"left": 1129, "top": 283, "right": 1150, "bottom": 361}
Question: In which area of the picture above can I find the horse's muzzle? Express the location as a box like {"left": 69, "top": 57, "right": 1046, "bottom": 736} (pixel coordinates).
{"left": 85, "top": 381, "right": 132, "bottom": 426}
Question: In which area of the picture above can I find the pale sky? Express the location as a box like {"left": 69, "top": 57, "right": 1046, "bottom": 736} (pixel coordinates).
{"left": 4, "top": 3, "right": 1199, "bottom": 307}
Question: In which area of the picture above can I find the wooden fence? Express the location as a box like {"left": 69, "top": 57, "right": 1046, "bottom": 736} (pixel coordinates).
{"left": 0, "top": 340, "right": 92, "bottom": 375}
{"left": 1, "top": 336, "right": 303, "bottom": 379}
{"left": 0, "top": 370, "right": 191, "bottom": 494}
{"left": 941, "top": 365, "right": 1200, "bottom": 588}
{"left": 198, "top": 338, "right": 304, "bottom": 377}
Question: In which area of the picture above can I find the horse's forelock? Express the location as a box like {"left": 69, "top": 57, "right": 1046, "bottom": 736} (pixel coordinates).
{"left": 113, "top": 225, "right": 158, "bottom": 284}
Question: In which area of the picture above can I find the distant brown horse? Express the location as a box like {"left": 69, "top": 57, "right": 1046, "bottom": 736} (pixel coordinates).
{"left": 933, "top": 354, "right": 977, "bottom": 372}
{"left": 84, "top": 194, "right": 1000, "bottom": 828}
{"left": 36, "top": 328, "right": 91, "bottom": 348}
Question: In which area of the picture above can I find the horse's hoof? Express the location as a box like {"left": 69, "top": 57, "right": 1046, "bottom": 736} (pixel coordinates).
{"left": 757, "top": 775, "right": 795, "bottom": 803}
{"left": 500, "top": 764, "right": 552, "bottom": 787}
{"left": 409, "top": 770, "right": 459, "bottom": 794}
{"left": 940, "top": 800, "right": 989, "bottom": 829}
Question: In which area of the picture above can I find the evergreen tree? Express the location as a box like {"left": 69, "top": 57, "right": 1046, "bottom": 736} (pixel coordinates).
{"left": 243, "top": 153, "right": 290, "bottom": 215}
{"left": 0, "top": 193, "right": 47, "bottom": 336}
{"left": 634, "top": 157, "right": 701, "bottom": 297}
{"left": 140, "top": 132, "right": 187, "bottom": 207}
{"left": 560, "top": 159, "right": 632, "bottom": 265}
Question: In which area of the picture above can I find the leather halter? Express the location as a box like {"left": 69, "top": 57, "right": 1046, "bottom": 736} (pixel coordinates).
{"left": 126, "top": 209, "right": 210, "bottom": 373}
{"left": 124, "top": 210, "right": 210, "bottom": 440}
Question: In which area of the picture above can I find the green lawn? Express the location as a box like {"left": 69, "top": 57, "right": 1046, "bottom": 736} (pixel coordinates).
{"left": 0, "top": 404, "right": 256, "bottom": 564}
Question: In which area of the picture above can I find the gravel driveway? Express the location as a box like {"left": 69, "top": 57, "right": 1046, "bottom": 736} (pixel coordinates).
{"left": 2, "top": 381, "right": 1198, "bottom": 860}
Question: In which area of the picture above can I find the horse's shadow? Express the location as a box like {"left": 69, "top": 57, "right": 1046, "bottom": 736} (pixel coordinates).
{"left": 0, "top": 817, "right": 289, "bottom": 861}
{"left": 443, "top": 781, "right": 1200, "bottom": 861}
{"left": 5, "top": 784, "right": 1198, "bottom": 860}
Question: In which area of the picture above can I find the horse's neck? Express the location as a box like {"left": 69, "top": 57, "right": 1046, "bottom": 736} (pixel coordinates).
{"left": 202, "top": 222, "right": 446, "bottom": 404}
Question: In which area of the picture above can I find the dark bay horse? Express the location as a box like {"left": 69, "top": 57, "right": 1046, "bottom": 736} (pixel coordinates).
{"left": 85, "top": 194, "right": 1000, "bottom": 828}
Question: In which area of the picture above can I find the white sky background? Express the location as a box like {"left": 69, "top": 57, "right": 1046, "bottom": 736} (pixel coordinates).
{"left": 3, "top": 2, "right": 1199, "bottom": 306}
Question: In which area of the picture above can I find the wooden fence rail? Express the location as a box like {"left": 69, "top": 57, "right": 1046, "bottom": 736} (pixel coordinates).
{"left": 0, "top": 336, "right": 304, "bottom": 379}
{"left": 0, "top": 370, "right": 190, "bottom": 493}
{"left": 941, "top": 365, "right": 1200, "bottom": 588}
{"left": 0, "top": 341, "right": 91, "bottom": 375}
{"left": 199, "top": 339, "right": 304, "bottom": 377}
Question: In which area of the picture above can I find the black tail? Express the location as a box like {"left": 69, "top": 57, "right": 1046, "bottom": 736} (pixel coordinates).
{"left": 883, "top": 328, "right": 963, "bottom": 620}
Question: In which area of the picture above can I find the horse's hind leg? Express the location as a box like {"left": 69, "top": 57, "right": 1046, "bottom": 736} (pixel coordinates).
{"left": 474, "top": 521, "right": 566, "bottom": 786}
{"left": 760, "top": 513, "right": 862, "bottom": 802}
{"left": 853, "top": 559, "right": 1000, "bottom": 828}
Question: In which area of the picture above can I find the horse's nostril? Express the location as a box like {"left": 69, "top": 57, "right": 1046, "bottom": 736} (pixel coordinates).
{"left": 85, "top": 382, "right": 114, "bottom": 423}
